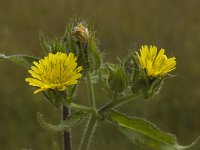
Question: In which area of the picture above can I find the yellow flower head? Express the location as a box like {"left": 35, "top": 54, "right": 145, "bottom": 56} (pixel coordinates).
{"left": 136, "top": 45, "right": 176, "bottom": 77}
{"left": 25, "top": 52, "right": 82, "bottom": 94}
{"left": 73, "top": 23, "right": 89, "bottom": 43}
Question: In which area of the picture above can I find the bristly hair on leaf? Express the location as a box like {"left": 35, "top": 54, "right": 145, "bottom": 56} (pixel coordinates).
{"left": 0, "top": 53, "right": 39, "bottom": 68}
{"left": 39, "top": 32, "right": 67, "bottom": 54}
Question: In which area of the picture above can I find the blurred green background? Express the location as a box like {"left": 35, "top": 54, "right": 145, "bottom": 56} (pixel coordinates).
{"left": 1, "top": 0, "right": 200, "bottom": 149}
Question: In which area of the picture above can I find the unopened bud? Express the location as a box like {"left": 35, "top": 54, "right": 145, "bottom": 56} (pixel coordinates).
{"left": 73, "top": 23, "right": 89, "bottom": 43}
{"left": 108, "top": 66, "right": 128, "bottom": 96}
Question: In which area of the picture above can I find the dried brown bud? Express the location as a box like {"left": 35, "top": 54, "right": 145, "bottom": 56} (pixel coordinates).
{"left": 73, "top": 23, "right": 89, "bottom": 43}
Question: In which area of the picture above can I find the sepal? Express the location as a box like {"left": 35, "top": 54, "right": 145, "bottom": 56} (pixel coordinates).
{"left": 42, "top": 90, "right": 67, "bottom": 108}
{"left": 144, "top": 77, "right": 164, "bottom": 99}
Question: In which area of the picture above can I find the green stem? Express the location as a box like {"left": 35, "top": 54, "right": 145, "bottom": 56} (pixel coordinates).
{"left": 98, "top": 94, "right": 141, "bottom": 114}
{"left": 78, "top": 115, "right": 97, "bottom": 150}
{"left": 86, "top": 73, "right": 96, "bottom": 109}
{"left": 78, "top": 73, "right": 97, "bottom": 150}
{"left": 70, "top": 103, "right": 95, "bottom": 113}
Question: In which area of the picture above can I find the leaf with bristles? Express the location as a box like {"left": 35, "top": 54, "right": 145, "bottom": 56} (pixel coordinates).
{"left": 0, "top": 53, "right": 39, "bottom": 68}
{"left": 37, "top": 111, "right": 88, "bottom": 132}
{"left": 109, "top": 111, "right": 200, "bottom": 150}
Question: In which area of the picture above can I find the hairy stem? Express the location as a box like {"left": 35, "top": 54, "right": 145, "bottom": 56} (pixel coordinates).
{"left": 86, "top": 73, "right": 96, "bottom": 109}
{"left": 78, "top": 115, "right": 97, "bottom": 150}
{"left": 70, "top": 103, "right": 95, "bottom": 113}
{"left": 78, "top": 73, "right": 97, "bottom": 150}
{"left": 98, "top": 94, "right": 141, "bottom": 114}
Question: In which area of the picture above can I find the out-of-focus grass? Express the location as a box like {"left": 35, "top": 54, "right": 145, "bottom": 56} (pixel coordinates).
{"left": 0, "top": 0, "right": 200, "bottom": 149}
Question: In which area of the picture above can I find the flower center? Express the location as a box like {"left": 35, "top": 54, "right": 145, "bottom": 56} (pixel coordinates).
{"left": 40, "top": 58, "right": 75, "bottom": 84}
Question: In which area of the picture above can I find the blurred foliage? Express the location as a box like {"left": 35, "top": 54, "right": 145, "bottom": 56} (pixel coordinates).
{"left": 0, "top": 0, "right": 200, "bottom": 149}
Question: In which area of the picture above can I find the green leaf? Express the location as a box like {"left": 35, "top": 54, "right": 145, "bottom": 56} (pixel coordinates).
{"left": 109, "top": 111, "right": 200, "bottom": 150}
{"left": 129, "top": 50, "right": 140, "bottom": 83}
{"left": 0, "top": 53, "right": 39, "bottom": 68}
{"left": 123, "top": 53, "right": 134, "bottom": 81}
{"left": 63, "top": 19, "right": 78, "bottom": 55}
{"left": 37, "top": 111, "right": 88, "bottom": 132}
{"left": 51, "top": 37, "right": 66, "bottom": 53}
{"left": 40, "top": 31, "right": 68, "bottom": 54}
{"left": 88, "top": 32, "right": 102, "bottom": 71}
{"left": 106, "top": 63, "right": 118, "bottom": 73}
{"left": 39, "top": 31, "right": 52, "bottom": 54}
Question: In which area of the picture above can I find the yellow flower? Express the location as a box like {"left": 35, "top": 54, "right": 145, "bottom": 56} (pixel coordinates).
{"left": 73, "top": 23, "right": 89, "bottom": 43}
{"left": 25, "top": 52, "right": 82, "bottom": 94}
{"left": 136, "top": 45, "right": 176, "bottom": 77}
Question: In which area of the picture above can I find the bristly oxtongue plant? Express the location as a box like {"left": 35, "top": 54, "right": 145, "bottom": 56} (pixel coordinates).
{"left": 1, "top": 18, "right": 200, "bottom": 150}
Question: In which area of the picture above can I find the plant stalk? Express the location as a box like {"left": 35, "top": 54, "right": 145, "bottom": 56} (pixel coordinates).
{"left": 86, "top": 73, "right": 96, "bottom": 109}
{"left": 62, "top": 106, "right": 72, "bottom": 150}
{"left": 70, "top": 103, "right": 95, "bottom": 113}
{"left": 79, "top": 73, "right": 97, "bottom": 150}
{"left": 98, "top": 94, "right": 141, "bottom": 114}
{"left": 78, "top": 115, "right": 97, "bottom": 150}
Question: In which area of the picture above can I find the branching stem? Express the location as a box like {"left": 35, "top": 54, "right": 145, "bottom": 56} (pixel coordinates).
{"left": 78, "top": 115, "right": 97, "bottom": 150}
{"left": 98, "top": 94, "right": 141, "bottom": 114}
{"left": 79, "top": 73, "right": 97, "bottom": 150}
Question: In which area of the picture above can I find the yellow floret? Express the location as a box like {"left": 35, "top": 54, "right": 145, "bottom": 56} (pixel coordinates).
{"left": 136, "top": 45, "right": 176, "bottom": 77}
{"left": 25, "top": 52, "right": 82, "bottom": 94}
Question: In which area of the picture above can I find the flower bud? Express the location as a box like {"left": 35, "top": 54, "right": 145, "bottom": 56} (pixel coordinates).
{"left": 108, "top": 65, "right": 128, "bottom": 97}
{"left": 73, "top": 23, "right": 89, "bottom": 43}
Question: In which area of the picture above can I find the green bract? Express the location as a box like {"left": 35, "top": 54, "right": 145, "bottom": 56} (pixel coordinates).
{"left": 107, "top": 65, "right": 128, "bottom": 98}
